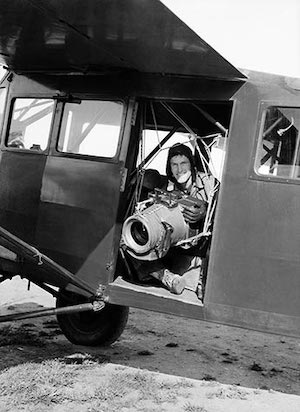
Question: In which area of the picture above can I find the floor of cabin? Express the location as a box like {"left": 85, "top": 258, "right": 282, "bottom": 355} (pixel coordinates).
{"left": 109, "top": 276, "right": 203, "bottom": 306}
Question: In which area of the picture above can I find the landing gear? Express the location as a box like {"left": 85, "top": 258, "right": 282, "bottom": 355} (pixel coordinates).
{"left": 56, "top": 290, "right": 129, "bottom": 346}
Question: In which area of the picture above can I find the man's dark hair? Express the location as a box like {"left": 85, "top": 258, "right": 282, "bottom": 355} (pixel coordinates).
{"left": 166, "top": 144, "right": 198, "bottom": 191}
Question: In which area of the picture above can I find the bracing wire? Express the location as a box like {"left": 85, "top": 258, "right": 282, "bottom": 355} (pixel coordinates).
{"left": 129, "top": 101, "right": 224, "bottom": 238}
{"left": 150, "top": 101, "right": 162, "bottom": 150}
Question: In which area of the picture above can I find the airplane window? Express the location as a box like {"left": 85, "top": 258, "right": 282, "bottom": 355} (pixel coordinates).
{"left": 138, "top": 129, "right": 227, "bottom": 182}
{"left": 137, "top": 129, "right": 190, "bottom": 174}
{"left": 256, "top": 106, "right": 300, "bottom": 180}
{"left": 57, "top": 100, "right": 123, "bottom": 158}
{"left": 6, "top": 98, "right": 55, "bottom": 151}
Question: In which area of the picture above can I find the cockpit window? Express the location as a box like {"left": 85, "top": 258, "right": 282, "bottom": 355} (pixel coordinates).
{"left": 255, "top": 106, "right": 300, "bottom": 179}
{"left": 57, "top": 100, "right": 123, "bottom": 158}
{"left": 6, "top": 98, "right": 55, "bottom": 151}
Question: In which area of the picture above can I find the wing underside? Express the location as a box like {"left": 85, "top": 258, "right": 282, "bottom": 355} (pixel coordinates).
{"left": 0, "top": 0, "right": 245, "bottom": 80}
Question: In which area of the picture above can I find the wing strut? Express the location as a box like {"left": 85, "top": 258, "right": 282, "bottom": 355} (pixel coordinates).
{"left": 0, "top": 225, "right": 95, "bottom": 296}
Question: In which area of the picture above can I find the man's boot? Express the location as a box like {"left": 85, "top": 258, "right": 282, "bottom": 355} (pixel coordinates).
{"left": 161, "top": 269, "right": 186, "bottom": 294}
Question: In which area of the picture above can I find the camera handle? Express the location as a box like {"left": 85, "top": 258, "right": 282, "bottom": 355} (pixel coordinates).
{"left": 155, "top": 221, "right": 174, "bottom": 259}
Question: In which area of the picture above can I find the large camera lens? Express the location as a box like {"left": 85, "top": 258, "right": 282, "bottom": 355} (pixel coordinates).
{"left": 130, "top": 221, "right": 149, "bottom": 246}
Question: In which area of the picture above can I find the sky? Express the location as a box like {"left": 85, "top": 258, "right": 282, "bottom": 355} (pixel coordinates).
{"left": 161, "top": 0, "right": 300, "bottom": 78}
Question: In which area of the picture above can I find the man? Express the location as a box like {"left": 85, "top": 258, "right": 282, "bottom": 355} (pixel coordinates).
{"left": 129, "top": 143, "right": 214, "bottom": 298}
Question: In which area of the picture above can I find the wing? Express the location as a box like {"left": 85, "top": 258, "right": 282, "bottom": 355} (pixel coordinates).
{"left": 0, "top": 0, "right": 245, "bottom": 80}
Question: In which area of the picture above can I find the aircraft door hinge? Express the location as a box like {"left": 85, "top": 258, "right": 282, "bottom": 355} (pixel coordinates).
{"left": 120, "top": 167, "right": 128, "bottom": 192}
{"left": 131, "top": 102, "right": 138, "bottom": 126}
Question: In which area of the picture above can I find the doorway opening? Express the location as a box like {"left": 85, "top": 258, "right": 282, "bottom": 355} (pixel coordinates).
{"left": 118, "top": 99, "right": 233, "bottom": 305}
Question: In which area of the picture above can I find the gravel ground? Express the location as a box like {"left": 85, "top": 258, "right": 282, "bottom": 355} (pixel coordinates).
{"left": 0, "top": 277, "right": 300, "bottom": 411}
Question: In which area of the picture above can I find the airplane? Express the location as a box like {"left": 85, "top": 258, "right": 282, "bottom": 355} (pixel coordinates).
{"left": 0, "top": 0, "right": 299, "bottom": 346}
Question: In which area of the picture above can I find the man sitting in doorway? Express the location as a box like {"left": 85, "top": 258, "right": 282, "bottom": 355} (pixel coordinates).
{"left": 126, "top": 143, "right": 215, "bottom": 299}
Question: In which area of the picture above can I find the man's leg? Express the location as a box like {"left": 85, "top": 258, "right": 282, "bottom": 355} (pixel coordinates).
{"left": 127, "top": 254, "right": 186, "bottom": 294}
{"left": 165, "top": 250, "right": 203, "bottom": 299}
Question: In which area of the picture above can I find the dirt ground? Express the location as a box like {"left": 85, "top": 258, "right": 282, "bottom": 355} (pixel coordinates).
{"left": 0, "top": 278, "right": 300, "bottom": 411}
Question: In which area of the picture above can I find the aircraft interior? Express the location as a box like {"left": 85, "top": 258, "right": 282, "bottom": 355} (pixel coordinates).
{"left": 118, "top": 99, "right": 233, "bottom": 304}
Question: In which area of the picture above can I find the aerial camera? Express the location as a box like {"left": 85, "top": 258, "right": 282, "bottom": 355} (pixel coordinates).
{"left": 122, "top": 189, "right": 206, "bottom": 260}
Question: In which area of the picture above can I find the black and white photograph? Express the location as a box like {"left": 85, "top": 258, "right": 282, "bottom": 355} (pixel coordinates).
{"left": 0, "top": 0, "right": 299, "bottom": 410}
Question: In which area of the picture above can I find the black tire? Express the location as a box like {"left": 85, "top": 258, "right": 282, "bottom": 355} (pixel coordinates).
{"left": 56, "top": 290, "right": 129, "bottom": 346}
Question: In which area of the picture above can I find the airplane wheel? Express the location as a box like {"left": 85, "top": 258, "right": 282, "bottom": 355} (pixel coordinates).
{"left": 56, "top": 290, "right": 129, "bottom": 346}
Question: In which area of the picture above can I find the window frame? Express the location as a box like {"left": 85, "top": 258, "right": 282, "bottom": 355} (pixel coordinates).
{"left": 250, "top": 101, "right": 300, "bottom": 186}
{"left": 4, "top": 96, "right": 56, "bottom": 155}
{"left": 53, "top": 97, "right": 126, "bottom": 162}
{"left": 0, "top": 87, "right": 8, "bottom": 143}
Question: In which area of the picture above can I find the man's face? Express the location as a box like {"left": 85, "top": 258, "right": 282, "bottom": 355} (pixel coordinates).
{"left": 170, "top": 154, "right": 191, "bottom": 181}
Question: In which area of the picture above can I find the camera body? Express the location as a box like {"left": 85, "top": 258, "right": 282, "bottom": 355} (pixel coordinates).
{"left": 122, "top": 189, "right": 205, "bottom": 260}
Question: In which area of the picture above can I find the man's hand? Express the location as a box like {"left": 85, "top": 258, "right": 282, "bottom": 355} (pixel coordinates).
{"left": 182, "top": 203, "right": 206, "bottom": 225}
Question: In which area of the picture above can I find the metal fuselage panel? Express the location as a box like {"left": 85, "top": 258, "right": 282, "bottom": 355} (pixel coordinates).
{"left": 205, "top": 71, "right": 300, "bottom": 334}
